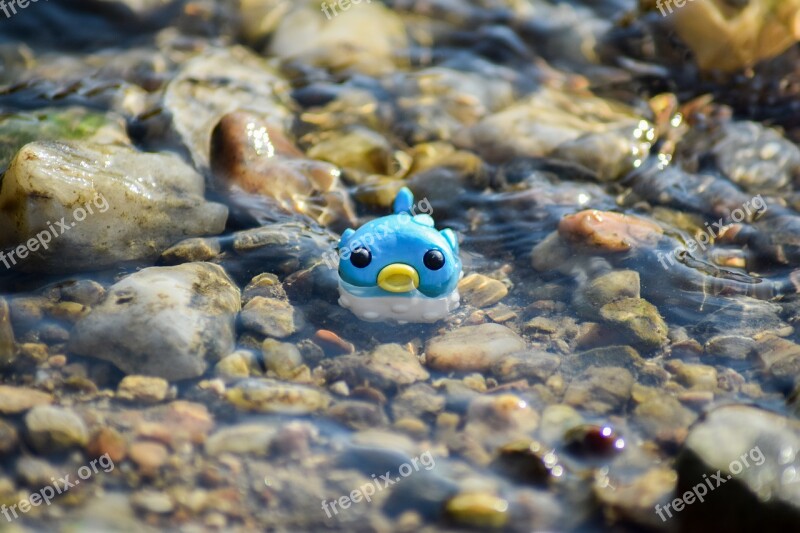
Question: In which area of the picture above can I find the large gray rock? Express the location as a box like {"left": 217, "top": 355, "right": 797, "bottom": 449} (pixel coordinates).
{"left": 0, "top": 141, "right": 227, "bottom": 272}
{"left": 69, "top": 263, "right": 240, "bottom": 381}
{"left": 675, "top": 405, "right": 800, "bottom": 532}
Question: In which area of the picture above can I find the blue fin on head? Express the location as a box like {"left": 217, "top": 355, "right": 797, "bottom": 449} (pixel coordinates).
{"left": 338, "top": 228, "right": 355, "bottom": 248}
{"left": 393, "top": 187, "right": 414, "bottom": 214}
{"left": 440, "top": 228, "right": 458, "bottom": 253}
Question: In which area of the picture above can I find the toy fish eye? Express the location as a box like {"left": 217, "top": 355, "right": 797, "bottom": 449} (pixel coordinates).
{"left": 350, "top": 247, "right": 372, "bottom": 268}
{"left": 423, "top": 249, "right": 445, "bottom": 270}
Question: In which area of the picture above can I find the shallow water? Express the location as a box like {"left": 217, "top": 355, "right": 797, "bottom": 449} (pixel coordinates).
{"left": 2, "top": 0, "right": 800, "bottom": 531}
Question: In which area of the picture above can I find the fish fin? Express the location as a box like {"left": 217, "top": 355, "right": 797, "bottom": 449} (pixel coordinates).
{"left": 338, "top": 228, "right": 355, "bottom": 248}
{"left": 440, "top": 228, "right": 458, "bottom": 254}
{"left": 413, "top": 214, "right": 435, "bottom": 227}
{"left": 393, "top": 187, "right": 414, "bottom": 214}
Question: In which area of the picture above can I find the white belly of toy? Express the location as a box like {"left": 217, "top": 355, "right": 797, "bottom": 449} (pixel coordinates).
{"left": 338, "top": 282, "right": 460, "bottom": 324}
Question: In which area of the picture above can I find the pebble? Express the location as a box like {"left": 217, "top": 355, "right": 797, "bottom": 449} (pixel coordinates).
{"left": 225, "top": 378, "right": 330, "bottom": 413}
{"left": 160, "top": 237, "right": 221, "bottom": 265}
{"left": 58, "top": 279, "right": 106, "bottom": 306}
{"left": 24, "top": 405, "right": 89, "bottom": 453}
{"left": 564, "top": 424, "right": 625, "bottom": 458}
{"left": 594, "top": 467, "right": 677, "bottom": 529}
{"left": 446, "top": 492, "right": 509, "bottom": 528}
{"left": 666, "top": 361, "right": 718, "bottom": 392}
{"left": 599, "top": 298, "right": 668, "bottom": 350}
{"left": 0, "top": 419, "right": 19, "bottom": 456}
{"left": 129, "top": 441, "right": 169, "bottom": 477}
{"left": 491, "top": 350, "right": 560, "bottom": 383}
{"left": 564, "top": 367, "right": 633, "bottom": 414}
{"left": 131, "top": 490, "right": 175, "bottom": 515}
{"left": 0, "top": 385, "right": 53, "bottom": 414}
{"left": 313, "top": 329, "right": 355, "bottom": 355}
{"left": 458, "top": 273, "right": 509, "bottom": 308}
{"left": 704, "top": 335, "right": 756, "bottom": 361}
{"left": 241, "top": 297, "right": 300, "bottom": 338}
{"left": 490, "top": 440, "right": 556, "bottom": 485}
{"left": 261, "top": 339, "right": 304, "bottom": 379}
{"left": 558, "top": 210, "right": 663, "bottom": 252}
{"left": 426, "top": 323, "right": 526, "bottom": 372}
{"left": 242, "top": 273, "right": 287, "bottom": 304}
{"left": 754, "top": 334, "right": 800, "bottom": 388}
{"left": 205, "top": 424, "right": 276, "bottom": 456}
{"left": 215, "top": 350, "right": 255, "bottom": 378}
{"left": 88, "top": 427, "right": 127, "bottom": 463}
{"left": 117, "top": 375, "right": 171, "bottom": 403}
{"left": 633, "top": 396, "right": 696, "bottom": 441}
{"left": 574, "top": 269, "right": 640, "bottom": 318}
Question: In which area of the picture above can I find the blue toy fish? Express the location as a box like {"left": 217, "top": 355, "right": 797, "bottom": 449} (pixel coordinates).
{"left": 337, "top": 187, "right": 462, "bottom": 323}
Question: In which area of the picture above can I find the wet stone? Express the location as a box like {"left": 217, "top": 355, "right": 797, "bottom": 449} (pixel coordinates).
{"left": 445, "top": 492, "right": 510, "bottom": 529}
{"left": 242, "top": 273, "right": 287, "bottom": 304}
{"left": 633, "top": 396, "right": 696, "bottom": 441}
{"left": 426, "top": 323, "right": 526, "bottom": 372}
{"left": 0, "top": 141, "right": 228, "bottom": 272}
{"left": 88, "top": 427, "right": 127, "bottom": 464}
{"left": 205, "top": 424, "right": 277, "bottom": 457}
{"left": 491, "top": 350, "right": 561, "bottom": 383}
{"left": 327, "top": 400, "right": 389, "bottom": 430}
{"left": 129, "top": 441, "right": 169, "bottom": 477}
{"left": 676, "top": 405, "right": 800, "bottom": 531}
{"left": 322, "top": 343, "right": 429, "bottom": 390}
{"left": 69, "top": 263, "right": 241, "bottom": 381}
{"left": 160, "top": 237, "right": 221, "bottom": 265}
{"left": 0, "top": 419, "right": 19, "bottom": 456}
{"left": 24, "top": 405, "right": 89, "bottom": 453}
{"left": 599, "top": 298, "right": 668, "bottom": 350}
{"left": 391, "top": 383, "right": 446, "bottom": 420}
{"left": 558, "top": 210, "right": 663, "bottom": 252}
{"left": 0, "top": 385, "right": 53, "bottom": 415}
{"left": 117, "top": 376, "right": 172, "bottom": 403}
{"left": 563, "top": 424, "right": 625, "bottom": 458}
{"left": 704, "top": 335, "right": 757, "bottom": 361}
{"left": 755, "top": 334, "right": 800, "bottom": 388}
{"left": 574, "top": 270, "right": 641, "bottom": 319}
{"left": 564, "top": 367, "right": 634, "bottom": 414}
{"left": 131, "top": 490, "right": 174, "bottom": 515}
{"left": 261, "top": 339, "right": 304, "bottom": 379}
{"left": 240, "top": 297, "right": 301, "bottom": 338}
{"left": 58, "top": 280, "right": 106, "bottom": 306}
{"left": 214, "top": 350, "right": 256, "bottom": 379}
{"left": 564, "top": 345, "right": 643, "bottom": 375}
{"left": 490, "top": 440, "right": 556, "bottom": 486}
{"left": 225, "top": 378, "right": 330, "bottom": 413}
{"left": 458, "top": 273, "right": 509, "bottom": 308}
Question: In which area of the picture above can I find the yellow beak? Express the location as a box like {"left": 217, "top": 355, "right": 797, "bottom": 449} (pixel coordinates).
{"left": 377, "top": 264, "right": 419, "bottom": 293}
